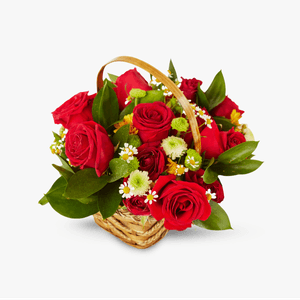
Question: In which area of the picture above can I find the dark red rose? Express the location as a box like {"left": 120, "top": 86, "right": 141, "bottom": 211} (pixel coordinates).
{"left": 136, "top": 142, "right": 167, "bottom": 181}
{"left": 65, "top": 121, "right": 114, "bottom": 177}
{"left": 113, "top": 68, "right": 152, "bottom": 111}
{"left": 179, "top": 77, "right": 202, "bottom": 102}
{"left": 185, "top": 169, "right": 224, "bottom": 203}
{"left": 150, "top": 175, "right": 211, "bottom": 231}
{"left": 123, "top": 195, "right": 150, "bottom": 216}
{"left": 210, "top": 96, "right": 244, "bottom": 119}
{"left": 52, "top": 91, "right": 96, "bottom": 129}
{"left": 220, "top": 127, "right": 246, "bottom": 151}
{"left": 132, "top": 102, "right": 175, "bottom": 143}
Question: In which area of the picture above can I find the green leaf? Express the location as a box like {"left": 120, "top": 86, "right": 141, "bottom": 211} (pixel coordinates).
{"left": 38, "top": 195, "right": 48, "bottom": 205}
{"left": 97, "top": 181, "right": 122, "bottom": 219}
{"left": 92, "top": 79, "right": 119, "bottom": 132}
{"left": 52, "top": 131, "right": 61, "bottom": 142}
{"left": 111, "top": 124, "right": 130, "bottom": 147}
{"left": 46, "top": 177, "right": 99, "bottom": 219}
{"left": 108, "top": 73, "right": 118, "bottom": 83}
{"left": 64, "top": 169, "right": 109, "bottom": 199}
{"left": 196, "top": 83, "right": 209, "bottom": 110}
{"left": 168, "top": 59, "right": 178, "bottom": 82}
{"left": 107, "top": 158, "right": 129, "bottom": 183}
{"left": 139, "top": 90, "right": 164, "bottom": 104}
{"left": 217, "top": 141, "right": 259, "bottom": 164}
{"left": 76, "top": 194, "right": 98, "bottom": 204}
{"left": 119, "top": 101, "right": 135, "bottom": 120}
{"left": 127, "top": 134, "right": 141, "bottom": 148}
{"left": 52, "top": 164, "right": 73, "bottom": 181}
{"left": 203, "top": 157, "right": 218, "bottom": 184}
{"left": 211, "top": 159, "right": 263, "bottom": 176}
{"left": 213, "top": 116, "right": 236, "bottom": 131}
{"left": 205, "top": 70, "right": 226, "bottom": 111}
{"left": 56, "top": 155, "right": 75, "bottom": 174}
{"left": 193, "top": 201, "right": 232, "bottom": 230}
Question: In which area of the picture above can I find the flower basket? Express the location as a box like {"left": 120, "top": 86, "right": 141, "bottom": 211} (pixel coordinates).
{"left": 39, "top": 56, "right": 262, "bottom": 249}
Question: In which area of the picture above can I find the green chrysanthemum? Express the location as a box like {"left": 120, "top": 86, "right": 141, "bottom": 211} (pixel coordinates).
{"left": 171, "top": 117, "right": 189, "bottom": 132}
{"left": 161, "top": 136, "right": 188, "bottom": 160}
{"left": 184, "top": 149, "right": 202, "bottom": 171}
{"left": 128, "top": 170, "right": 151, "bottom": 196}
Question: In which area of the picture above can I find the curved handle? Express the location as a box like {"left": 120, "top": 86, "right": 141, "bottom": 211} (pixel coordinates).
{"left": 97, "top": 56, "right": 201, "bottom": 153}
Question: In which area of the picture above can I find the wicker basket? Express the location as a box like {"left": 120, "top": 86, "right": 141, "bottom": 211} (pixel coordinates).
{"left": 94, "top": 56, "right": 201, "bottom": 249}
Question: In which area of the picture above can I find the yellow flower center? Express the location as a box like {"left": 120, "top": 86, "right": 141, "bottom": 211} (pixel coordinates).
{"left": 122, "top": 153, "right": 130, "bottom": 161}
{"left": 123, "top": 186, "right": 130, "bottom": 194}
{"left": 147, "top": 194, "right": 154, "bottom": 201}
{"left": 176, "top": 166, "right": 185, "bottom": 175}
{"left": 206, "top": 119, "right": 212, "bottom": 125}
{"left": 198, "top": 110, "right": 204, "bottom": 116}
{"left": 190, "top": 159, "right": 195, "bottom": 166}
{"left": 206, "top": 194, "right": 212, "bottom": 201}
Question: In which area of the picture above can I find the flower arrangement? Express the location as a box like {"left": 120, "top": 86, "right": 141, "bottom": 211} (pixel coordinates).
{"left": 39, "top": 56, "right": 262, "bottom": 248}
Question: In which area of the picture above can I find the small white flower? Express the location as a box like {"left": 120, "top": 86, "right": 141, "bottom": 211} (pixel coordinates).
{"left": 144, "top": 190, "right": 158, "bottom": 205}
{"left": 203, "top": 115, "right": 213, "bottom": 129}
{"left": 120, "top": 143, "right": 138, "bottom": 156}
{"left": 119, "top": 149, "right": 134, "bottom": 163}
{"left": 186, "top": 156, "right": 200, "bottom": 168}
{"left": 119, "top": 182, "right": 134, "bottom": 199}
{"left": 175, "top": 164, "right": 189, "bottom": 176}
{"left": 205, "top": 188, "right": 216, "bottom": 201}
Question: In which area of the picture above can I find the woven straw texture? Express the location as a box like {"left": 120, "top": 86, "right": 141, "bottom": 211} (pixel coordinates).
{"left": 94, "top": 210, "right": 168, "bottom": 249}
{"left": 94, "top": 56, "right": 200, "bottom": 248}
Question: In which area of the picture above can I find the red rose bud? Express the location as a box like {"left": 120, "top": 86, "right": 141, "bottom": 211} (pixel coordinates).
{"left": 113, "top": 68, "right": 152, "bottom": 111}
{"left": 137, "top": 142, "right": 167, "bottom": 181}
{"left": 52, "top": 91, "right": 96, "bottom": 129}
{"left": 185, "top": 169, "right": 224, "bottom": 203}
{"left": 220, "top": 127, "right": 246, "bottom": 151}
{"left": 210, "top": 96, "right": 244, "bottom": 120}
{"left": 150, "top": 175, "right": 211, "bottom": 231}
{"left": 133, "top": 102, "right": 175, "bottom": 143}
{"left": 65, "top": 121, "right": 114, "bottom": 177}
{"left": 179, "top": 77, "right": 203, "bottom": 102}
{"left": 123, "top": 195, "right": 150, "bottom": 216}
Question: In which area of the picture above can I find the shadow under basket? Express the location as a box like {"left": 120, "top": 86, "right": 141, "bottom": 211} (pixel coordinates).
{"left": 93, "top": 210, "right": 168, "bottom": 249}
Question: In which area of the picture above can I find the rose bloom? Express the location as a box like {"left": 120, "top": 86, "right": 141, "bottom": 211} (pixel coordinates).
{"left": 113, "top": 68, "right": 152, "bottom": 111}
{"left": 210, "top": 96, "right": 244, "bottom": 119}
{"left": 179, "top": 77, "right": 203, "bottom": 102}
{"left": 136, "top": 142, "right": 167, "bottom": 182}
{"left": 65, "top": 121, "right": 114, "bottom": 177}
{"left": 220, "top": 127, "right": 246, "bottom": 151}
{"left": 123, "top": 195, "right": 150, "bottom": 216}
{"left": 150, "top": 175, "right": 211, "bottom": 231}
{"left": 133, "top": 102, "right": 175, "bottom": 143}
{"left": 52, "top": 91, "right": 96, "bottom": 129}
{"left": 185, "top": 169, "right": 224, "bottom": 203}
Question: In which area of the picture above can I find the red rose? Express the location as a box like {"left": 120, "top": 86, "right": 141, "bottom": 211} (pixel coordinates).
{"left": 220, "top": 127, "right": 246, "bottom": 151}
{"left": 150, "top": 175, "right": 211, "bottom": 231}
{"left": 179, "top": 77, "right": 203, "bottom": 102}
{"left": 65, "top": 121, "right": 114, "bottom": 177}
{"left": 185, "top": 169, "right": 224, "bottom": 203}
{"left": 123, "top": 195, "right": 150, "bottom": 216}
{"left": 114, "top": 68, "right": 152, "bottom": 111}
{"left": 52, "top": 91, "right": 95, "bottom": 129}
{"left": 210, "top": 96, "right": 244, "bottom": 119}
{"left": 182, "top": 113, "right": 224, "bottom": 159}
{"left": 136, "top": 142, "right": 167, "bottom": 181}
{"left": 132, "top": 102, "right": 175, "bottom": 143}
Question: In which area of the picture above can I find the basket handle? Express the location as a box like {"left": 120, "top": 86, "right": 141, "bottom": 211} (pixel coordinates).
{"left": 97, "top": 56, "right": 201, "bottom": 154}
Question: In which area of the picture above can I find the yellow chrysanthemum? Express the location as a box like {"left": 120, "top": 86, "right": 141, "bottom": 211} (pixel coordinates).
{"left": 230, "top": 109, "right": 242, "bottom": 126}
{"left": 114, "top": 113, "right": 138, "bottom": 135}
{"left": 166, "top": 158, "right": 178, "bottom": 175}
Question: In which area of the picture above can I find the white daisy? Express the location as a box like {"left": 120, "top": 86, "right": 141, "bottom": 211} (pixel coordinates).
{"left": 119, "top": 149, "right": 134, "bottom": 163}
{"left": 144, "top": 190, "right": 158, "bottom": 205}
{"left": 205, "top": 188, "right": 216, "bottom": 201}
{"left": 185, "top": 156, "right": 200, "bottom": 168}
{"left": 119, "top": 182, "right": 134, "bottom": 199}
{"left": 175, "top": 164, "right": 189, "bottom": 176}
{"left": 120, "top": 143, "right": 138, "bottom": 156}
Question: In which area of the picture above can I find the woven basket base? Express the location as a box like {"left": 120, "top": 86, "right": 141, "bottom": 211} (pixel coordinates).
{"left": 93, "top": 210, "right": 168, "bottom": 249}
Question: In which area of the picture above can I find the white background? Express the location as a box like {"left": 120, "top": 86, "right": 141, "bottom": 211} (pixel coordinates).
{"left": 1, "top": 1, "right": 299, "bottom": 299}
